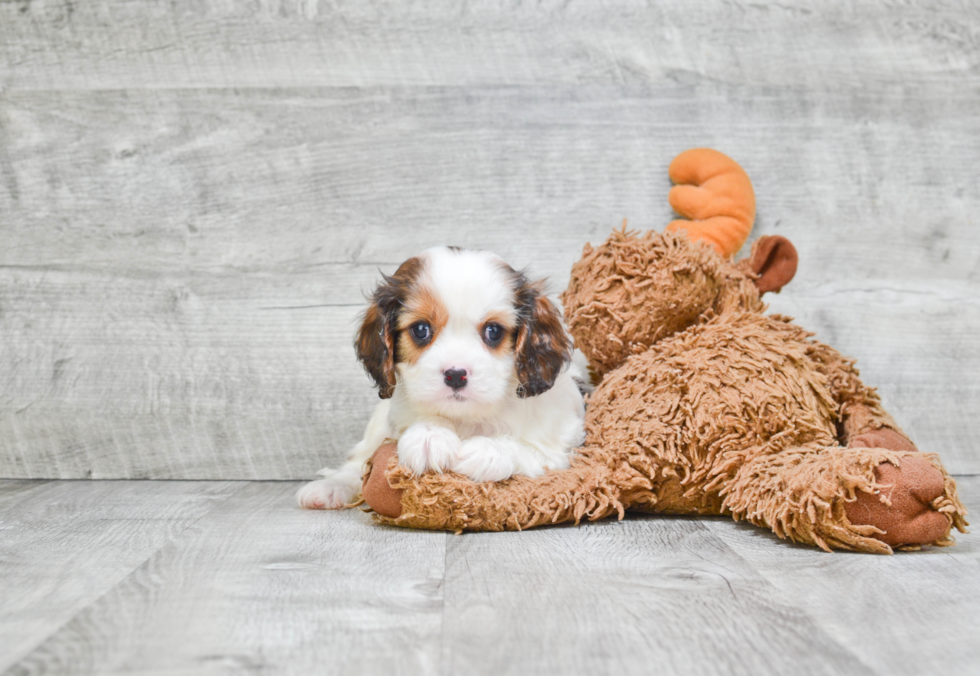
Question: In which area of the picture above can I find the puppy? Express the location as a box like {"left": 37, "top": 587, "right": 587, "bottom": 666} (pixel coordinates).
{"left": 297, "top": 246, "right": 586, "bottom": 510}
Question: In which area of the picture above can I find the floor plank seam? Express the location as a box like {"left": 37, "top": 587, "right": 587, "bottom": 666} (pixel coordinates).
{"left": 690, "top": 519, "right": 885, "bottom": 676}
{"left": 0, "top": 481, "right": 248, "bottom": 674}
{"left": 438, "top": 531, "right": 449, "bottom": 676}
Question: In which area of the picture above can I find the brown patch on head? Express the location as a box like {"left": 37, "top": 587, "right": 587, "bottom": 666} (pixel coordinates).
{"left": 510, "top": 271, "right": 572, "bottom": 398}
{"left": 355, "top": 256, "right": 425, "bottom": 398}
{"left": 395, "top": 285, "right": 449, "bottom": 365}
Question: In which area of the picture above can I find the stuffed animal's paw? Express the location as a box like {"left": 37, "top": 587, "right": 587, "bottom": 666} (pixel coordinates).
{"left": 397, "top": 423, "right": 462, "bottom": 476}
{"left": 844, "top": 456, "right": 950, "bottom": 547}
{"left": 362, "top": 443, "right": 404, "bottom": 518}
{"left": 849, "top": 428, "right": 917, "bottom": 453}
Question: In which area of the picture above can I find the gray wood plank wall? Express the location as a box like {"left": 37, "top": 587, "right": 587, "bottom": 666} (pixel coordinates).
{"left": 1, "top": 0, "right": 978, "bottom": 479}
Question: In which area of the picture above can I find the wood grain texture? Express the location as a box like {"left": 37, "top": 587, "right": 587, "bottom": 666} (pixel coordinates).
{"left": 440, "top": 519, "right": 872, "bottom": 676}
{"left": 1, "top": 478, "right": 975, "bottom": 675}
{"left": 1, "top": 1, "right": 978, "bottom": 478}
{"left": 702, "top": 475, "right": 980, "bottom": 676}
{"left": 2, "top": 86, "right": 978, "bottom": 282}
{"left": 0, "top": 480, "right": 240, "bottom": 671}
{"left": 0, "top": 289, "right": 377, "bottom": 479}
{"left": 2, "top": 0, "right": 978, "bottom": 91}
{"left": 2, "top": 482, "right": 447, "bottom": 676}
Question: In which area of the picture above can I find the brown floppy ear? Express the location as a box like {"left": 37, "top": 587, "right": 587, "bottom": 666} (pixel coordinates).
{"left": 355, "top": 302, "right": 397, "bottom": 398}
{"left": 749, "top": 235, "right": 798, "bottom": 294}
{"left": 513, "top": 278, "right": 572, "bottom": 398}
{"left": 355, "top": 257, "right": 422, "bottom": 399}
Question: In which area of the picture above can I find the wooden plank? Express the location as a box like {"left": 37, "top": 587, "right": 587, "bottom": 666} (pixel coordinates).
{"left": 1, "top": 0, "right": 978, "bottom": 91}
{"left": 1, "top": 85, "right": 978, "bottom": 477}
{"left": 4, "top": 482, "right": 448, "bottom": 676}
{"left": 0, "top": 480, "right": 240, "bottom": 671}
{"left": 439, "top": 516, "right": 874, "bottom": 676}
{"left": 1, "top": 479, "right": 974, "bottom": 675}
{"left": 0, "top": 273, "right": 973, "bottom": 477}
{"left": 0, "top": 297, "right": 378, "bottom": 480}
{"left": 1, "top": 281, "right": 974, "bottom": 479}
{"left": 2, "top": 86, "right": 978, "bottom": 285}
{"left": 0, "top": 479, "right": 52, "bottom": 505}
{"left": 702, "top": 475, "right": 980, "bottom": 676}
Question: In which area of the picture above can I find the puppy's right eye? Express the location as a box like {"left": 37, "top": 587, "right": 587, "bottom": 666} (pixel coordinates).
{"left": 482, "top": 322, "right": 504, "bottom": 347}
{"left": 410, "top": 321, "right": 432, "bottom": 344}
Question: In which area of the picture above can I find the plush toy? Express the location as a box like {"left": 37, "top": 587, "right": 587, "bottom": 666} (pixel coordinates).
{"left": 358, "top": 149, "right": 969, "bottom": 553}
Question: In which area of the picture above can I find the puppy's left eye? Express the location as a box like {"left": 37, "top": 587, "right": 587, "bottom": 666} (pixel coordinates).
{"left": 410, "top": 321, "right": 432, "bottom": 344}
{"left": 482, "top": 322, "right": 504, "bottom": 347}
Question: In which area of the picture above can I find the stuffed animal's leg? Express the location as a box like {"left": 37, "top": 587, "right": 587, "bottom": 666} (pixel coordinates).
{"left": 360, "top": 444, "right": 651, "bottom": 532}
{"left": 808, "top": 339, "right": 910, "bottom": 442}
{"left": 721, "top": 446, "right": 968, "bottom": 553}
{"left": 799, "top": 342, "right": 971, "bottom": 549}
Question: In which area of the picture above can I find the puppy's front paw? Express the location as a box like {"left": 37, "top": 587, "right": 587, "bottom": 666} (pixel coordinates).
{"left": 453, "top": 436, "right": 518, "bottom": 483}
{"left": 397, "top": 423, "right": 462, "bottom": 476}
{"left": 296, "top": 478, "right": 358, "bottom": 510}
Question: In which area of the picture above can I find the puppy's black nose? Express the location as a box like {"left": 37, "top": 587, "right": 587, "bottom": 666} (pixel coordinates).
{"left": 444, "top": 368, "right": 468, "bottom": 391}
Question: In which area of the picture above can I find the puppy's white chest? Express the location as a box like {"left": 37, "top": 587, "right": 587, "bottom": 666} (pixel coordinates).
{"left": 456, "top": 421, "right": 496, "bottom": 439}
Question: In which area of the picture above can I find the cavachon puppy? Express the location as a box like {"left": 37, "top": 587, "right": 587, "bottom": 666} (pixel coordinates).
{"left": 297, "top": 246, "right": 586, "bottom": 510}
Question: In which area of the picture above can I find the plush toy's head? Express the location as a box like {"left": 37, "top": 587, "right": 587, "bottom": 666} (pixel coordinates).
{"left": 561, "top": 148, "right": 799, "bottom": 378}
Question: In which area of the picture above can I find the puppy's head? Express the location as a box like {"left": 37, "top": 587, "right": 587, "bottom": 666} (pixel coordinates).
{"left": 355, "top": 247, "right": 571, "bottom": 416}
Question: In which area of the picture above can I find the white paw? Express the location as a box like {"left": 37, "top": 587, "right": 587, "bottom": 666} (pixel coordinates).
{"left": 397, "top": 423, "right": 462, "bottom": 476}
{"left": 453, "top": 436, "right": 519, "bottom": 483}
{"left": 296, "top": 478, "right": 358, "bottom": 510}
{"left": 540, "top": 453, "right": 572, "bottom": 472}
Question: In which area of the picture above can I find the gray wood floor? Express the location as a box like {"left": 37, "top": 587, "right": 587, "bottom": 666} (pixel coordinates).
{"left": 1, "top": 476, "right": 977, "bottom": 676}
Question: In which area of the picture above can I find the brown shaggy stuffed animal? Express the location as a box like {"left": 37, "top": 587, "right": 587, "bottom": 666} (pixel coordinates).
{"left": 359, "top": 149, "right": 969, "bottom": 554}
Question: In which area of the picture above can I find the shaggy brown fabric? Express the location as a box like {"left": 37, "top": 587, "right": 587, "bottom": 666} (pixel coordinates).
{"left": 586, "top": 310, "right": 840, "bottom": 504}
{"left": 360, "top": 212, "right": 969, "bottom": 553}
{"left": 372, "top": 452, "right": 649, "bottom": 532}
{"left": 561, "top": 227, "right": 739, "bottom": 378}
{"left": 724, "top": 446, "right": 966, "bottom": 552}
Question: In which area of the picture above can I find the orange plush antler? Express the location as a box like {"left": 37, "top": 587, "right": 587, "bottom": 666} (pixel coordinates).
{"left": 665, "top": 148, "right": 755, "bottom": 258}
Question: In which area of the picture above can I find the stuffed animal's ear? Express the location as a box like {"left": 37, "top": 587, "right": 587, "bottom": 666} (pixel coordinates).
{"left": 749, "top": 235, "right": 798, "bottom": 294}
{"left": 513, "top": 280, "right": 572, "bottom": 398}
